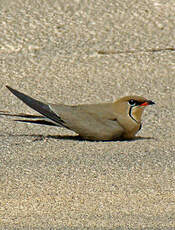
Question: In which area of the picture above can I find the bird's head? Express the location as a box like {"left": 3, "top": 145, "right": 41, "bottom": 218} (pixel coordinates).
{"left": 114, "top": 96, "right": 155, "bottom": 123}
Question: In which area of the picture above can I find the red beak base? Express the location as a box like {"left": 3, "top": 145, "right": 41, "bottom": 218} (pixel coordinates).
{"left": 140, "top": 100, "right": 155, "bottom": 107}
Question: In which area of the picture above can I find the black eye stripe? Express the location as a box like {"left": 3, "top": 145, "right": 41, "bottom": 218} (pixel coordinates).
{"left": 129, "top": 99, "right": 143, "bottom": 106}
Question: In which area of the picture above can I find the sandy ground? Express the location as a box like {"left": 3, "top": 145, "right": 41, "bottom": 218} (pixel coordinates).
{"left": 0, "top": 0, "right": 175, "bottom": 229}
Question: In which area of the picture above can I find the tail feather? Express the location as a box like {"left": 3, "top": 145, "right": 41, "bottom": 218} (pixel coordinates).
{"left": 0, "top": 110, "right": 58, "bottom": 126}
{"left": 0, "top": 111, "right": 43, "bottom": 118}
{"left": 15, "top": 119, "right": 58, "bottom": 126}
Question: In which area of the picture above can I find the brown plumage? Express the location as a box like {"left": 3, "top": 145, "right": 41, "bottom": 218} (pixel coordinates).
{"left": 6, "top": 86, "right": 155, "bottom": 141}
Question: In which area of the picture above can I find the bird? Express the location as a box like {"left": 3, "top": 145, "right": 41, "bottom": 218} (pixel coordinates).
{"left": 6, "top": 85, "right": 155, "bottom": 141}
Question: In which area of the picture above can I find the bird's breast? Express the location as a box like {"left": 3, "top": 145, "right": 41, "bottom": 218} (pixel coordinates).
{"left": 115, "top": 113, "right": 141, "bottom": 139}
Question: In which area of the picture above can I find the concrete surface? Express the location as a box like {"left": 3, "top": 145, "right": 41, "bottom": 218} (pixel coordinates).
{"left": 0, "top": 0, "right": 175, "bottom": 229}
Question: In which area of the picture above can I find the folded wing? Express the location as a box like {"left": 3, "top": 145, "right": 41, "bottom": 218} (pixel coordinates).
{"left": 6, "top": 86, "right": 124, "bottom": 140}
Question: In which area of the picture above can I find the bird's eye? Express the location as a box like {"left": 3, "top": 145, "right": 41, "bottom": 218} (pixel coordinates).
{"left": 129, "top": 99, "right": 136, "bottom": 106}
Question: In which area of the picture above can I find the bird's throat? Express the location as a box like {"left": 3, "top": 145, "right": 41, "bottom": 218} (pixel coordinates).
{"left": 129, "top": 106, "right": 142, "bottom": 124}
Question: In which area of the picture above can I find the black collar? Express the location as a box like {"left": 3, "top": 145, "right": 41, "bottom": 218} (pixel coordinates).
{"left": 129, "top": 106, "right": 139, "bottom": 123}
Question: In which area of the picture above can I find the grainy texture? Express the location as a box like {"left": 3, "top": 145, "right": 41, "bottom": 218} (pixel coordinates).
{"left": 0, "top": 0, "right": 175, "bottom": 229}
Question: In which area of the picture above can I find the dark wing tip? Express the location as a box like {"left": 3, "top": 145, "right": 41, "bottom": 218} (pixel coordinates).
{"left": 6, "top": 85, "right": 67, "bottom": 128}
{"left": 6, "top": 85, "right": 13, "bottom": 91}
{"left": 6, "top": 85, "right": 23, "bottom": 99}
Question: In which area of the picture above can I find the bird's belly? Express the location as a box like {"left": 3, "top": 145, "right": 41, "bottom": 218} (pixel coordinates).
{"left": 122, "top": 125, "right": 140, "bottom": 139}
{"left": 77, "top": 123, "right": 124, "bottom": 141}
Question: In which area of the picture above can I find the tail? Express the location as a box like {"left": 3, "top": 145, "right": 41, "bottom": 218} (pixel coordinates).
{"left": 0, "top": 111, "right": 43, "bottom": 118}
{"left": 6, "top": 86, "right": 67, "bottom": 128}
{"left": 0, "top": 110, "right": 57, "bottom": 126}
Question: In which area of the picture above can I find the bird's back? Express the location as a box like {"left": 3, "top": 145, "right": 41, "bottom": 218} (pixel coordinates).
{"left": 50, "top": 103, "right": 124, "bottom": 140}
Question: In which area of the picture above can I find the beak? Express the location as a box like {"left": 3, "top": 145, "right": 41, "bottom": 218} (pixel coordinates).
{"left": 140, "top": 100, "right": 155, "bottom": 107}
{"left": 147, "top": 100, "right": 155, "bottom": 105}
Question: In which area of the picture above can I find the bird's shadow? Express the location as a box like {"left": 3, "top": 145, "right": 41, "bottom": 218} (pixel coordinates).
{"left": 43, "top": 135, "right": 155, "bottom": 142}
{"left": 1, "top": 133, "right": 156, "bottom": 142}
{"left": 0, "top": 112, "right": 156, "bottom": 142}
